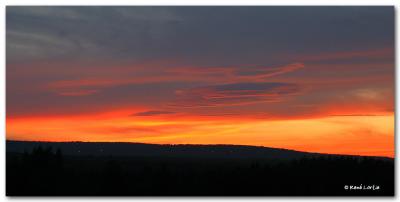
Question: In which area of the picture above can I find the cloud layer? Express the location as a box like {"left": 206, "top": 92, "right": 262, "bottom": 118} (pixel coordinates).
{"left": 6, "top": 6, "right": 394, "bottom": 119}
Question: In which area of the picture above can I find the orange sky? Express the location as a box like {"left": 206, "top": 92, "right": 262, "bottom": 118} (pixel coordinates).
{"left": 7, "top": 109, "right": 394, "bottom": 157}
{"left": 6, "top": 7, "right": 395, "bottom": 158}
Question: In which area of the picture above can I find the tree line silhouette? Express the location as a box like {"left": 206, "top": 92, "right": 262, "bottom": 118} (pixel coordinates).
{"left": 7, "top": 145, "right": 394, "bottom": 196}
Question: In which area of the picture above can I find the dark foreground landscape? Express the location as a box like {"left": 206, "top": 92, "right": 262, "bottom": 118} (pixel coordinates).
{"left": 6, "top": 141, "right": 394, "bottom": 196}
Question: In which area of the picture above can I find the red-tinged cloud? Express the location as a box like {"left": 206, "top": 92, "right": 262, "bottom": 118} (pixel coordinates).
{"left": 233, "top": 63, "right": 304, "bottom": 81}
{"left": 44, "top": 63, "right": 304, "bottom": 97}
{"left": 163, "top": 63, "right": 304, "bottom": 84}
{"left": 171, "top": 82, "right": 301, "bottom": 107}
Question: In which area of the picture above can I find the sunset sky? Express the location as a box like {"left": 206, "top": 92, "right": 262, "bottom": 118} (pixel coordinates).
{"left": 6, "top": 6, "right": 394, "bottom": 157}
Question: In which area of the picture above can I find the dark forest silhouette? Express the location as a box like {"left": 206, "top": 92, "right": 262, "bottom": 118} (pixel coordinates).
{"left": 6, "top": 141, "right": 394, "bottom": 196}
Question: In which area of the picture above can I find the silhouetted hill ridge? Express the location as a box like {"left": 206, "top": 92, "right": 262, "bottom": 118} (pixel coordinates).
{"left": 6, "top": 140, "right": 392, "bottom": 160}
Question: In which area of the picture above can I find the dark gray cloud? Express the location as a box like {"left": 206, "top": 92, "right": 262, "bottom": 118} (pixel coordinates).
{"left": 171, "top": 82, "right": 301, "bottom": 107}
{"left": 133, "top": 110, "right": 176, "bottom": 116}
{"left": 7, "top": 6, "right": 394, "bottom": 66}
